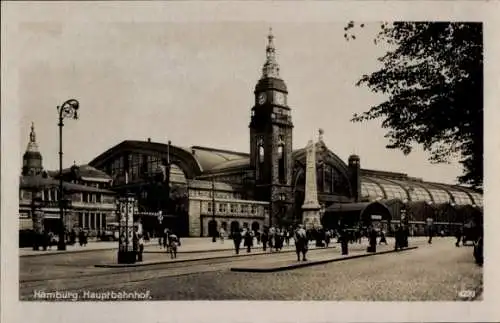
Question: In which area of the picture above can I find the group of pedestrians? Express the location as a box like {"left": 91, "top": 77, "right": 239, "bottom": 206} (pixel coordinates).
{"left": 230, "top": 226, "right": 298, "bottom": 254}
{"left": 32, "top": 228, "right": 89, "bottom": 251}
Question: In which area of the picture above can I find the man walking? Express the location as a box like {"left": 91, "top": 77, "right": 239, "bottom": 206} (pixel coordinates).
{"left": 294, "top": 224, "right": 308, "bottom": 261}
{"left": 233, "top": 229, "right": 242, "bottom": 254}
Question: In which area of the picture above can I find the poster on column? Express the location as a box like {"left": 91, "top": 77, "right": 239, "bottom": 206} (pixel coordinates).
{"left": 118, "top": 198, "right": 135, "bottom": 252}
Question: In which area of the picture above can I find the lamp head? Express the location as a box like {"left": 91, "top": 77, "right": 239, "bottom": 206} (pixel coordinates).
{"left": 66, "top": 99, "right": 79, "bottom": 119}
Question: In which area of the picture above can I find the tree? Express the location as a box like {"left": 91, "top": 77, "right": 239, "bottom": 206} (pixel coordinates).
{"left": 346, "top": 22, "right": 483, "bottom": 188}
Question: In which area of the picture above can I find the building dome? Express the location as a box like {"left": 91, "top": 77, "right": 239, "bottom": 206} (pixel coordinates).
{"left": 22, "top": 122, "right": 43, "bottom": 176}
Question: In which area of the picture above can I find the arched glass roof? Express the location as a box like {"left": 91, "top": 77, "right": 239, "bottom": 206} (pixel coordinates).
{"left": 469, "top": 192, "right": 483, "bottom": 207}
{"left": 387, "top": 179, "right": 432, "bottom": 202}
{"left": 448, "top": 190, "right": 473, "bottom": 205}
{"left": 365, "top": 177, "right": 408, "bottom": 202}
{"left": 361, "top": 181, "right": 385, "bottom": 201}
{"left": 427, "top": 188, "right": 451, "bottom": 204}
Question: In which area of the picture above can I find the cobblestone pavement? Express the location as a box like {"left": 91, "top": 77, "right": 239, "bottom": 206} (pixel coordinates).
{"left": 20, "top": 237, "right": 481, "bottom": 301}
{"left": 20, "top": 238, "right": 335, "bottom": 282}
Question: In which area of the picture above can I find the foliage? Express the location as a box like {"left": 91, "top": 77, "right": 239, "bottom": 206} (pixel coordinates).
{"left": 345, "top": 22, "right": 483, "bottom": 188}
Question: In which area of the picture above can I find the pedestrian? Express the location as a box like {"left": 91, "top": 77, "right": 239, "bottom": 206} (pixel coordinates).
{"left": 137, "top": 234, "right": 144, "bottom": 262}
{"left": 219, "top": 227, "right": 226, "bottom": 244}
{"left": 294, "top": 225, "right": 308, "bottom": 261}
{"left": 455, "top": 226, "right": 463, "bottom": 247}
{"left": 233, "top": 229, "right": 242, "bottom": 254}
{"left": 379, "top": 230, "right": 387, "bottom": 245}
{"left": 81, "top": 230, "right": 88, "bottom": 247}
{"left": 428, "top": 226, "right": 433, "bottom": 244}
{"left": 261, "top": 229, "right": 269, "bottom": 251}
{"left": 168, "top": 233, "right": 179, "bottom": 259}
{"left": 367, "top": 226, "right": 377, "bottom": 253}
{"left": 339, "top": 229, "right": 349, "bottom": 255}
{"left": 325, "top": 229, "right": 331, "bottom": 248}
{"left": 244, "top": 229, "right": 253, "bottom": 253}
{"left": 69, "top": 229, "right": 76, "bottom": 245}
{"left": 79, "top": 229, "right": 85, "bottom": 247}
{"left": 403, "top": 226, "right": 409, "bottom": 248}
{"left": 394, "top": 225, "right": 403, "bottom": 251}
{"left": 268, "top": 227, "right": 275, "bottom": 250}
{"left": 163, "top": 228, "right": 169, "bottom": 249}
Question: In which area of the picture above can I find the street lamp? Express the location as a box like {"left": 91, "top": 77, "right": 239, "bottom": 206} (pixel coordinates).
{"left": 211, "top": 176, "right": 217, "bottom": 242}
{"left": 57, "top": 99, "right": 79, "bottom": 250}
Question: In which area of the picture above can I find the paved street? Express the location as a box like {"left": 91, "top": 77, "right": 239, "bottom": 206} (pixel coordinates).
{"left": 20, "top": 237, "right": 482, "bottom": 301}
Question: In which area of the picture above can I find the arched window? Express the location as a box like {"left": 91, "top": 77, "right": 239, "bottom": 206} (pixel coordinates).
{"left": 259, "top": 146, "right": 265, "bottom": 162}
{"left": 257, "top": 137, "right": 265, "bottom": 180}
{"left": 278, "top": 142, "right": 285, "bottom": 183}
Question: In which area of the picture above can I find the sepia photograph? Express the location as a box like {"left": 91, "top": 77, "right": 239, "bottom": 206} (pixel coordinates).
{"left": 2, "top": 1, "right": 499, "bottom": 323}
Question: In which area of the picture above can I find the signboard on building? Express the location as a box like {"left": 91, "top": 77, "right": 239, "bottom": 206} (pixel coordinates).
{"left": 371, "top": 214, "right": 382, "bottom": 220}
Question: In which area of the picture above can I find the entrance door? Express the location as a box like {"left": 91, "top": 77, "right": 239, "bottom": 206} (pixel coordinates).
{"left": 208, "top": 220, "right": 218, "bottom": 237}
{"left": 251, "top": 221, "right": 260, "bottom": 232}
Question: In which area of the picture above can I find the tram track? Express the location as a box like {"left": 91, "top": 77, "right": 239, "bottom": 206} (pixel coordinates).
{"left": 20, "top": 248, "right": 336, "bottom": 299}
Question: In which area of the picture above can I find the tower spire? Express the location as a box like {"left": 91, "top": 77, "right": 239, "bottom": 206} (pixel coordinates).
{"left": 26, "top": 121, "right": 39, "bottom": 153}
{"left": 262, "top": 27, "right": 280, "bottom": 79}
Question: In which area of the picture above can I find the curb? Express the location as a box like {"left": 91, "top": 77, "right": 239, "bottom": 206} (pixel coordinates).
{"left": 230, "top": 246, "right": 419, "bottom": 273}
{"left": 94, "top": 245, "right": 337, "bottom": 268}
{"left": 21, "top": 242, "right": 315, "bottom": 257}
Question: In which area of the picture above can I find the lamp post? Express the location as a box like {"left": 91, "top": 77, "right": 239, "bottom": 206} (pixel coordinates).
{"left": 57, "top": 99, "right": 79, "bottom": 251}
{"left": 211, "top": 176, "right": 217, "bottom": 242}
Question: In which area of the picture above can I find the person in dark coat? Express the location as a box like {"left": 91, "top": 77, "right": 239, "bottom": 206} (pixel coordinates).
{"left": 69, "top": 229, "right": 76, "bottom": 245}
{"left": 394, "top": 225, "right": 403, "bottom": 251}
{"left": 339, "top": 229, "right": 349, "bottom": 255}
{"left": 232, "top": 230, "right": 242, "bottom": 254}
{"left": 368, "top": 226, "right": 377, "bottom": 253}
{"left": 78, "top": 229, "right": 85, "bottom": 247}
{"left": 261, "top": 229, "right": 269, "bottom": 251}
{"left": 244, "top": 230, "right": 253, "bottom": 253}
{"left": 455, "top": 226, "right": 463, "bottom": 247}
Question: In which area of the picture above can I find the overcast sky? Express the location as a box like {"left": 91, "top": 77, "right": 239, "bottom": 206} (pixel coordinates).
{"left": 9, "top": 5, "right": 471, "bottom": 185}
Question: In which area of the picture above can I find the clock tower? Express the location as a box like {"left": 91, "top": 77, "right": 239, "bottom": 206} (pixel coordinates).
{"left": 249, "top": 28, "right": 294, "bottom": 226}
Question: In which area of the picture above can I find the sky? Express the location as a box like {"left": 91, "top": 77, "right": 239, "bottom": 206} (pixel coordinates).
{"left": 10, "top": 5, "right": 468, "bottom": 185}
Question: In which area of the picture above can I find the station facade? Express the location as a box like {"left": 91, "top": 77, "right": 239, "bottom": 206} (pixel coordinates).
{"left": 87, "top": 30, "right": 483, "bottom": 237}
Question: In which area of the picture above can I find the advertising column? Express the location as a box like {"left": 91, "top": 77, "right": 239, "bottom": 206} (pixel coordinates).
{"left": 118, "top": 195, "right": 136, "bottom": 264}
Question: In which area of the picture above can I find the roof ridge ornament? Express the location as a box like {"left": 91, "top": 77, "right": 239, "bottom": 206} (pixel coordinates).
{"left": 26, "top": 121, "right": 40, "bottom": 153}
{"left": 318, "top": 128, "right": 324, "bottom": 142}
{"left": 261, "top": 27, "right": 280, "bottom": 79}
{"left": 30, "top": 122, "right": 36, "bottom": 143}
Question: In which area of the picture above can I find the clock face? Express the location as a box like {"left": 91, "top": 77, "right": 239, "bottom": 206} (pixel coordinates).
{"left": 275, "top": 92, "right": 286, "bottom": 105}
{"left": 258, "top": 92, "right": 267, "bottom": 105}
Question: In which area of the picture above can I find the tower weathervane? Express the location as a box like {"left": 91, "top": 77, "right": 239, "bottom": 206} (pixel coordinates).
{"left": 318, "top": 128, "right": 324, "bottom": 142}
{"left": 262, "top": 27, "right": 280, "bottom": 79}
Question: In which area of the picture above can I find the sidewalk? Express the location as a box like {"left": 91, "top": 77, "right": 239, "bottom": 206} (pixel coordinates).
{"left": 95, "top": 237, "right": 433, "bottom": 268}
{"left": 20, "top": 235, "right": 434, "bottom": 257}
{"left": 20, "top": 236, "right": 331, "bottom": 257}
